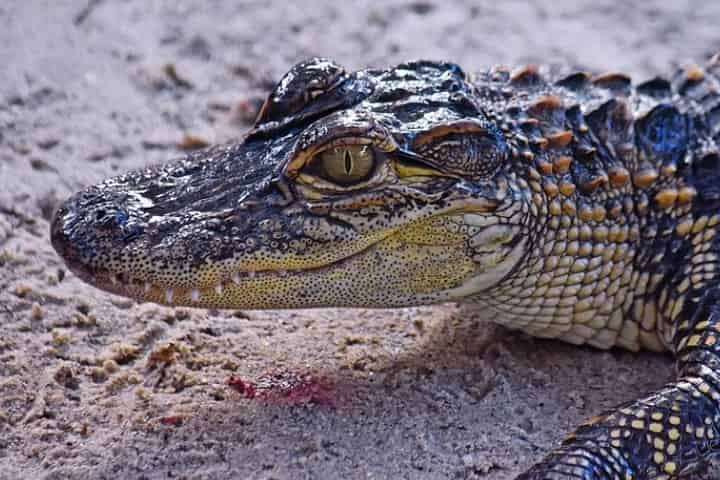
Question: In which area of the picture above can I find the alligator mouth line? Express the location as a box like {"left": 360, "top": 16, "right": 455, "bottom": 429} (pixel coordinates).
{"left": 72, "top": 209, "right": 493, "bottom": 306}
{"left": 87, "top": 236, "right": 391, "bottom": 306}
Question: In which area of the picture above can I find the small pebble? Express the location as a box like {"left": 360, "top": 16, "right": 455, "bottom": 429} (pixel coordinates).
{"left": 30, "top": 302, "right": 43, "bottom": 321}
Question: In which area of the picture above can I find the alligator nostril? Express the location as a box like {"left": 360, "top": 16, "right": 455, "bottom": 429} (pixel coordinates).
{"left": 114, "top": 209, "right": 128, "bottom": 225}
{"left": 94, "top": 208, "right": 129, "bottom": 229}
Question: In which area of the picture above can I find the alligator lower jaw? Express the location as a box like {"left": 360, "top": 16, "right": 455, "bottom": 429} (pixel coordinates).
{"left": 75, "top": 232, "right": 475, "bottom": 309}
{"left": 80, "top": 264, "right": 336, "bottom": 308}
{"left": 68, "top": 215, "right": 487, "bottom": 309}
{"left": 79, "top": 241, "right": 385, "bottom": 309}
{"left": 104, "top": 266, "right": 327, "bottom": 306}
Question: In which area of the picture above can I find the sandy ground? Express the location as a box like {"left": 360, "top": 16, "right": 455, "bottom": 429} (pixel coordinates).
{"left": 2, "top": 1, "right": 720, "bottom": 479}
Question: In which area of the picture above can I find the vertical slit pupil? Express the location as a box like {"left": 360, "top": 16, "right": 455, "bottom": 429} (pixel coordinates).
{"left": 344, "top": 149, "right": 353, "bottom": 175}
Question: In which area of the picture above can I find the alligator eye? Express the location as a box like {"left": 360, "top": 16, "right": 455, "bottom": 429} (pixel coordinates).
{"left": 314, "top": 145, "right": 375, "bottom": 186}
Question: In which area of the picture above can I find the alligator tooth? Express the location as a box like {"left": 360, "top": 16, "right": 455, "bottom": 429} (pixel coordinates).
{"left": 248, "top": 271, "right": 256, "bottom": 279}
{"left": 278, "top": 270, "right": 288, "bottom": 277}
{"left": 144, "top": 282, "right": 152, "bottom": 293}
{"left": 215, "top": 283, "right": 224, "bottom": 295}
{"left": 231, "top": 272, "right": 242, "bottom": 285}
{"left": 164, "top": 289, "right": 174, "bottom": 303}
{"left": 190, "top": 289, "right": 201, "bottom": 302}
{"left": 110, "top": 274, "right": 119, "bottom": 286}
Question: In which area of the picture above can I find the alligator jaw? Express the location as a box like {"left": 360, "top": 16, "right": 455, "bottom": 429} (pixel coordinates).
{"left": 52, "top": 209, "right": 481, "bottom": 309}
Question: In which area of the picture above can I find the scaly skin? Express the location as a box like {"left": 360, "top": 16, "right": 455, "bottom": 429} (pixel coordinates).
{"left": 52, "top": 55, "right": 720, "bottom": 478}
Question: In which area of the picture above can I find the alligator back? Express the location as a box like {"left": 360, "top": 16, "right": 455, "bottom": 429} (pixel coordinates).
{"left": 467, "top": 53, "right": 720, "bottom": 351}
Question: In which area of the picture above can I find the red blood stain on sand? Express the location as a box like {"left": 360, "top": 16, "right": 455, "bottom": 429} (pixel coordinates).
{"left": 227, "top": 369, "right": 342, "bottom": 407}
{"left": 158, "top": 415, "right": 184, "bottom": 426}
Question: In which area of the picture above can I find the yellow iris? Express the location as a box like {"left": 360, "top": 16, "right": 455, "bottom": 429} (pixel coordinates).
{"left": 316, "top": 145, "right": 375, "bottom": 185}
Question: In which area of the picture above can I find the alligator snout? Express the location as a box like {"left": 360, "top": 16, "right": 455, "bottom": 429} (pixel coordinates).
{"left": 50, "top": 204, "right": 80, "bottom": 271}
{"left": 51, "top": 188, "right": 146, "bottom": 282}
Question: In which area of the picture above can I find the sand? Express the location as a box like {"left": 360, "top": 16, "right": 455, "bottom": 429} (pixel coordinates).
{"left": 2, "top": 1, "right": 720, "bottom": 478}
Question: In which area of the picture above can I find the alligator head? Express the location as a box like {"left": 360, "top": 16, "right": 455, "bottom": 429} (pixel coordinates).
{"left": 51, "top": 58, "right": 529, "bottom": 309}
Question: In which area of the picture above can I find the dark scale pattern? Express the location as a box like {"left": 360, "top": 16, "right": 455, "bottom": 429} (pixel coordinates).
{"left": 51, "top": 54, "right": 720, "bottom": 478}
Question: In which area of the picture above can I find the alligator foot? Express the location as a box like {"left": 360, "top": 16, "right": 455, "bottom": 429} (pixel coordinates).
{"left": 519, "top": 289, "right": 720, "bottom": 479}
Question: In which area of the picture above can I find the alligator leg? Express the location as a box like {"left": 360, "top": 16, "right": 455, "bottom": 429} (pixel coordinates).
{"left": 519, "top": 288, "right": 720, "bottom": 479}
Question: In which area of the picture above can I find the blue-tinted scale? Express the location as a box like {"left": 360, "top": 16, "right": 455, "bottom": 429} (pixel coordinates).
{"left": 638, "top": 104, "right": 689, "bottom": 155}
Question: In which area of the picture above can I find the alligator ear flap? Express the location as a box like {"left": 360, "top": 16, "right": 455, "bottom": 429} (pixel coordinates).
{"left": 410, "top": 120, "right": 508, "bottom": 178}
{"left": 254, "top": 58, "right": 348, "bottom": 126}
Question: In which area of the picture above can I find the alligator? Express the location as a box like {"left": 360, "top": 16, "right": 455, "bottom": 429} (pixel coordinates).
{"left": 51, "top": 54, "right": 720, "bottom": 479}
